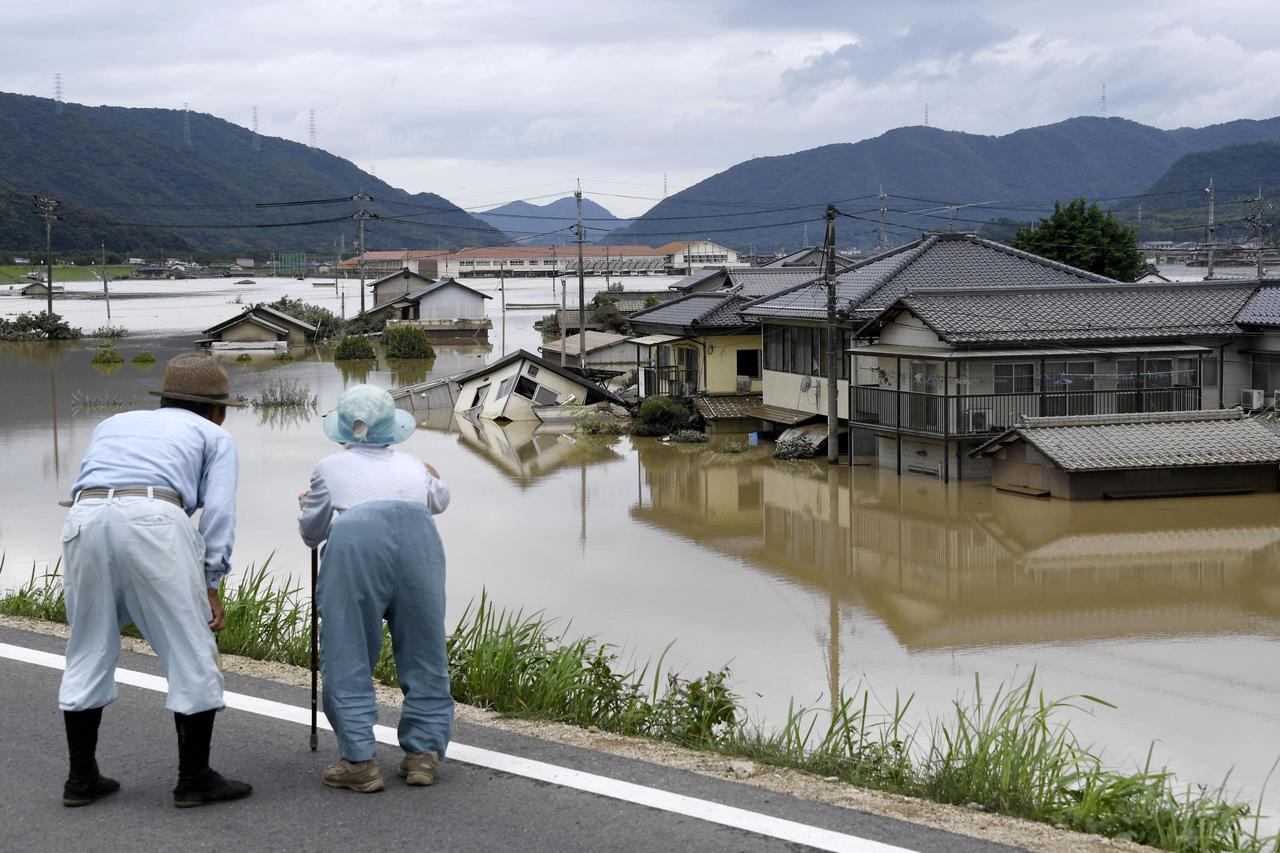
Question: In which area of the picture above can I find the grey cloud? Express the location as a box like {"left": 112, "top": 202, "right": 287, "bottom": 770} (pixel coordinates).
{"left": 781, "top": 15, "right": 1017, "bottom": 93}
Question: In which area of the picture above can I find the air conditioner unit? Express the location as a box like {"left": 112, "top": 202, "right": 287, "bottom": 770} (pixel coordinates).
{"left": 1241, "top": 389, "right": 1264, "bottom": 410}
{"left": 964, "top": 409, "right": 991, "bottom": 432}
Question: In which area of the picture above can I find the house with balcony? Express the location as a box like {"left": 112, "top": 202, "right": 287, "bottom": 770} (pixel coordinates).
{"left": 741, "top": 233, "right": 1124, "bottom": 440}
{"left": 847, "top": 280, "right": 1259, "bottom": 480}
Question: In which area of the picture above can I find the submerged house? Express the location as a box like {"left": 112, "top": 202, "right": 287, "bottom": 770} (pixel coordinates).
{"left": 971, "top": 410, "right": 1280, "bottom": 499}
{"left": 846, "top": 280, "right": 1258, "bottom": 479}
{"left": 628, "top": 268, "right": 818, "bottom": 404}
{"left": 359, "top": 273, "right": 492, "bottom": 336}
{"left": 537, "top": 331, "right": 637, "bottom": 373}
{"left": 453, "top": 349, "right": 626, "bottom": 422}
{"left": 201, "top": 304, "right": 318, "bottom": 349}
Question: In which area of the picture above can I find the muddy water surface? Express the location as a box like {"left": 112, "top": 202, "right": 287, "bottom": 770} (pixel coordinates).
{"left": 2, "top": 284, "right": 1278, "bottom": 824}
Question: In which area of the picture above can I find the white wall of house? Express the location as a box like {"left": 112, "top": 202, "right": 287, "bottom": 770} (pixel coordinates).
{"left": 761, "top": 370, "right": 848, "bottom": 417}
{"left": 455, "top": 358, "right": 587, "bottom": 421}
{"left": 667, "top": 241, "right": 742, "bottom": 269}
{"left": 418, "top": 282, "right": 487, "bottom": 320}
{"left": 876, "top": 435, "right": 992, "bottom": 479}
{"left": 877, "top": 313, "right": 944, "bottom": 347}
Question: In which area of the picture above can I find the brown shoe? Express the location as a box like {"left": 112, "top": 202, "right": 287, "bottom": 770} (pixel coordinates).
{"left": 398, "top": 751, "right": 440, "bottom": 786}
{"left": 323, "top": 759, "right": 385, "bottom": 793}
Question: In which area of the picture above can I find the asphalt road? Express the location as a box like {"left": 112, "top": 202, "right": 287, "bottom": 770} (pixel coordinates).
{"left": 0, "top": 625, "right": 1024, "bottom": 853}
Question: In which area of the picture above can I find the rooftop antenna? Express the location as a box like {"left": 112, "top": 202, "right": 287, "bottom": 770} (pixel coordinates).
{"left": 182, "top": 102, "right": 192, "bottom": 147}
{"left": 54, "top": 73, "right": 64, "bottom": 113}
{"left": 1101, "top": 82, "right": 1107, "bottom": 115}
{"left": 251, "top": 106, "right": 261, "bottom": 151}
{"left": 308, "top": 109, "right": 317, "bottom": 148}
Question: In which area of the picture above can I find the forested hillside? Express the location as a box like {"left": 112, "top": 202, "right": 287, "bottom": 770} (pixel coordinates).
{"left": 608, "top": 116, "right": 1280, "bottom": 251}
{"left": 474, "top": 197, "right": 632, "bottom": 245}
{"left": 0, "top": 92, "right": 503, "bottom": 253}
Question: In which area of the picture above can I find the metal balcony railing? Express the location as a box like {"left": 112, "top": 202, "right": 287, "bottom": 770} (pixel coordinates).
{"left": 850, "top": 386, "right": 1203, "bottom": 437}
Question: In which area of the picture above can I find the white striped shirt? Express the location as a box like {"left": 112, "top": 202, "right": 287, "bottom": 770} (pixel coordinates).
{"left": 298, "top": 445, "right": 449, "bottom": 547}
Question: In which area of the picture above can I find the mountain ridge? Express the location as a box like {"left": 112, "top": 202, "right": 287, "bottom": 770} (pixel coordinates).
{"left": 473, "top": 197, "right": 632, "bottom": 246}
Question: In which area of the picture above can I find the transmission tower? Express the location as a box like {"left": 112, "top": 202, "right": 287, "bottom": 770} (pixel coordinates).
{"left": 182, "top": 102, "right": 193, "bottom": 147}
{"left": 54, "top": 74, "right": 64, "bottom": 113}
{"left": 1245, "top": 184, "right": 1273, "bottom": 279}
{"left": 251, "top": 106, "right": 261, "bottom": 151}
{"left": 308, "top": 109, "right": 317, "bottom": 148}
{"left": 924, "top": 103, "right": 929, "bottom": 127}
{"left": 1101, "top": 83, "right": 1107, "bottom": 115}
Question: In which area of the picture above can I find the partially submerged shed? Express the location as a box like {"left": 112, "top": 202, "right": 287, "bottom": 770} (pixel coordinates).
{"left": 971, "top": 409, "right": 1280, "bottom": 499}
{"left": 202, "top": 304, "right": 318, "bottom": 348}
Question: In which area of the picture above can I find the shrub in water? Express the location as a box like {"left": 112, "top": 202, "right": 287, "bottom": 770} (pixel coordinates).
{"left": 90, "top": 344, "right": 124, "bottom": 364}
{"left": 0, "top": 311, "right": 81, "bottom": 341}
{"left": 131, "top": 351, "right": 156, "bottom": 364}
{"left": 632, "top": 395, "right": 692, "bottom": 437}
{"left": 669, "top": 429, "right": 708, "bottom": 444}
{"left": 384, "top": 325, "right": 435, "bottom": 359}
{"left": 334, "top": 336, "right": 376, "bottom": 361}
{"left": 773, "top": 436, "right": 818, "bottom": 460}
{"left": 718, "top": 439, "right": 748, "bottom": 454}
{"left": 90, "top": 324, "right": 129, "bottom": 339}
{"left": 235, "top": 353, "right": 253, "bottom": 363}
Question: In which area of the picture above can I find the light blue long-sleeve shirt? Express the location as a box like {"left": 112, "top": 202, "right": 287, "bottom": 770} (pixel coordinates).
{"left": 298, "top": 445, "right": 449, "bottom": 548}
{"left": 71, "top": 407, "right": 239, "bottom": 588}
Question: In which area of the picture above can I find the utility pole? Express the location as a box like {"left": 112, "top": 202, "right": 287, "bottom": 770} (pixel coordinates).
{"left": 1205, "top": 178, "right": 1216, "bottom": 280}
{"left": 34, "top": 196, "right": 59, "bottom": 315}
{"left": 354, "top": 193, "right": 372, "bottom": 313}
{"left": 560, "top": 278, "right": 567, "bottom": 368}
{"left": 823, "top": 204, "right": 839, "bottom": 465}
{"left": 575, "top": 180, "right": 586, "bottom": 363}
{"left": 1246, "top": 184, "right": 1272, "bottom": 280}
{"left": 604, "top": 245, "right": 611, "bottom": 288}
{"left": 878, "top": 184, "right": 888, "bottom": 251}
{"left": 100, "top": 242, "right": 111, "bottom": 320}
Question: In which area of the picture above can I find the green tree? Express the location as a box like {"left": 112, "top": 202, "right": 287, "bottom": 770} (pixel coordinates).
{"left": 384, "top": 325, "right": 435, "bottom": 359}
{"left": 266, "top": 296, "right": 345, "bottom": 340}
{"left": 1010, "top": 199, "right": 1146, "bottom": 282}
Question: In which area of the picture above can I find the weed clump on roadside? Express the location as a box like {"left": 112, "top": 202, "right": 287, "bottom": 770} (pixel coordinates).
{"left": 334, "top": 336, "right": 376, "bottom": 361}
{"left": 384, "top": 325, "right": 435, "bottom": 359}
{"left": 4, "top": 564, "right": 1278, "bottom": 853}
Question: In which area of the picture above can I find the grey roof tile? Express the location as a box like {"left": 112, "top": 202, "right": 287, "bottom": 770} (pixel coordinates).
{"left": 1236, "top": 284, "right": 1280, "bottom": 325}
{"left": 900, "top": 281, "right": 1256, "bottom": 344}
{"left": 743, "top": 234, "right": 1116, "bottom": 322}
{"left": 974, "top": 409, "right": 1280, "bottom": 471}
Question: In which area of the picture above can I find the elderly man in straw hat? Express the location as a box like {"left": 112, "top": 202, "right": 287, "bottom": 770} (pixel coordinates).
{"left": 298, "top": 384, "right": 452, "bottom": 793}
{"left": 58, "top": 352, "right": 252, "bottom": 808}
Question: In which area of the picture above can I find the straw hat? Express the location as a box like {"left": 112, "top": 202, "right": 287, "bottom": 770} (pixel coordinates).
{"left": 148, "top": 352, "right": 245, "bottom": 407}
{"left": 323, "top": 384, "right": 414, "bottom": 445}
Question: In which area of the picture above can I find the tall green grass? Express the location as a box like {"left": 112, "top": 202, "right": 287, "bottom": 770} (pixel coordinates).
{"left": 2, "top": 559, "right": 1276, "bottom": 853}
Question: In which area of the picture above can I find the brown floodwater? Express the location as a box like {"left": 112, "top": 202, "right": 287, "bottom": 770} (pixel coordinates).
{"left": 2, "top": 328, "right": 1279, "bottom": 823}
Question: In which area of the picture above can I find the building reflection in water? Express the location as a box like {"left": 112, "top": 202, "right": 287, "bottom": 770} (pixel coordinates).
{"left": 630, "top": 441, "right": 1280, "bottom": 684}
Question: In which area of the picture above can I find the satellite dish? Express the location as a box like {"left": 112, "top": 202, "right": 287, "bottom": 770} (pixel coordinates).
{"left": 800, "top": 375, "right": 812, "bottom": 392}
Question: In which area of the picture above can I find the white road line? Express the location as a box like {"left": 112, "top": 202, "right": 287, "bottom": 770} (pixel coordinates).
{"left": 0, "top": 641, "right": 916, "bottom": 853}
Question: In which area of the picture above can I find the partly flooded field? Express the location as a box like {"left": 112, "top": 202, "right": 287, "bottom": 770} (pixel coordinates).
{"left": 2, "top": 275, "right": 1278, "bottom": 824}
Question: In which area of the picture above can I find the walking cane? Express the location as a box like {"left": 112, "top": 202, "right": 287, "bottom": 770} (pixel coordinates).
{"left": 309, "top": 547, "right": 319, "bottom": 752}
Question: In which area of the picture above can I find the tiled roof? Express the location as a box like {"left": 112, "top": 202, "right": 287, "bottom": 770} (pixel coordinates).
{"left": 392, "top": 277, "right": 493, "bottom": 305}
{"left": 897, "top": 281, "right": 1256, "bottom": 344}
{"left": 725, "top": 267, "right": 820, "bottom": 298}
{"left": 694, "top": 394, "right": 763, "bottom": 420}
{"left": 971, "top": 409, "right": 1280, "bottom": 471}
{"left": 669, "top": 268, "right": 728, "bottom": 292}
{"left": 743, "top": 233, "right": 1114, "bottom": 321}
{"left": 539, "top": 331, "right": 632, "bottom": 355}
{"left": 1236, "top": 284, "right": 1280, "bottom": 325}
{"left": 628, "top": 292, "right": 749, "bottom": 331}
{"left": 758, "top": 247, "right": 858, "bottom": 270}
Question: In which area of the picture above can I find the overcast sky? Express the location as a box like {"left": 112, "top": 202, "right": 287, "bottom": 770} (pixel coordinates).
{"left": 7, "top": 0, "right": 1280, "bottom": 217}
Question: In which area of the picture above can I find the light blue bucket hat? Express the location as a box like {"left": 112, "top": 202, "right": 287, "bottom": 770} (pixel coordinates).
{"left": 323, "top": 384, "right": 415, "bottom": 445}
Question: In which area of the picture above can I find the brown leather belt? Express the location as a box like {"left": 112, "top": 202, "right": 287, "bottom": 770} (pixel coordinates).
{"left": 64, "top": 487, "right": 183, "bottom": 508}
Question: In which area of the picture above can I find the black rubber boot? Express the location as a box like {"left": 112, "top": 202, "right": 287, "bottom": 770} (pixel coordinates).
{"left": 62, "top": 708, "right": 120, "bottom": 807}
{"left": 172, "top": 710, "right": 252, "bottom": 808}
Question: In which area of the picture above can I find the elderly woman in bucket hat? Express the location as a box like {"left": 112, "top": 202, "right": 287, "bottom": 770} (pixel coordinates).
{"left": 298, "top": 384, "right": 452, "bottom": 792}
{"left": 59, "top": 352, "right": 252, "bottom": 808}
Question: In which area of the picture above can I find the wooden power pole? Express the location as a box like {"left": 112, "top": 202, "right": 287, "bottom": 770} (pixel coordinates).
{"left": 824, "top": 204, "right": 839, "bottom": 464}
